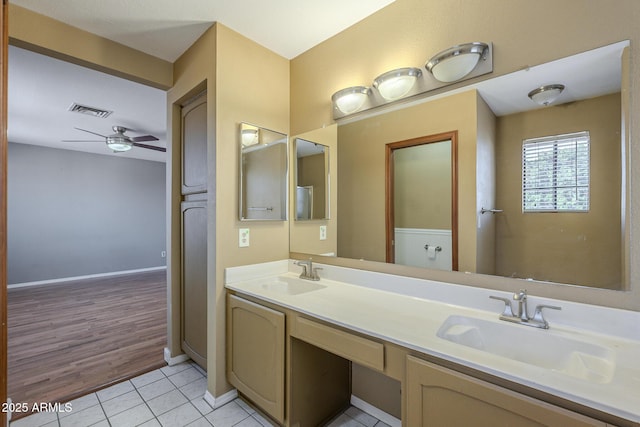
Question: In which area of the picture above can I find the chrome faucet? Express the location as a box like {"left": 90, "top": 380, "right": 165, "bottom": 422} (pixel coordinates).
{"left": 489, "top": 289, "right": 561, "bottom": 329}
{"left": 294, "top": 259, "right": 322, "bottom": 281}
{"left": 513, "top": 289, "right": 529, "bottom": 321}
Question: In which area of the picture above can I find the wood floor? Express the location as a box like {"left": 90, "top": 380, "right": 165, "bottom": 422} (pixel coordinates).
{"left": 7, "top": 270, "right": 167, "bottom": 410}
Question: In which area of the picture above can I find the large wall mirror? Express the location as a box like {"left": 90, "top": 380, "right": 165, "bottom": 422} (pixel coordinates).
{"left": 294, "top": 138, "right": 330, "bottom": 220}
{"left": 290, "top": 40, "right": 630, "bottom": 294}
{"left": 239, "top": 122, "right": 288, "bottom": 221}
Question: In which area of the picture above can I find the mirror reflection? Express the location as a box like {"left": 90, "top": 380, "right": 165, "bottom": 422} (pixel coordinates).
{"left": 387, "top": 134, "right": 457, "bottom": 272}
{"left": 295, "top": 138, "right": 330, "bottom": 220}
{"left": 293, "top": 41, "right": 629, "bottom": 291}
{"left": 239, "top": 123, "right": 288, "bottom": 221}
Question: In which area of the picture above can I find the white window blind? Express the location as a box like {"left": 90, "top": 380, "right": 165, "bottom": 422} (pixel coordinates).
{"left": 522, "top": 131, "right": 590, "bottom": 212}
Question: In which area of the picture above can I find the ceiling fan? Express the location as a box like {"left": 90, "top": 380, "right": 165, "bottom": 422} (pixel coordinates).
{"left": 64, "top": 126, "right": 166, "bottom": 152}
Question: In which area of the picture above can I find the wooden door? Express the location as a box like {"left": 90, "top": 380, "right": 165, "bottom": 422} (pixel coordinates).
{"left": 181, "top": 201, "right": 207, "bottom": 368}
{"left": 179, "top": 92, "right": 208, "bottom": 369}
{"left": 385, "top": 131, "right": 458, "bottom": 271}
{"left": 181, "top": 93, "right": 207, "bottom": 195}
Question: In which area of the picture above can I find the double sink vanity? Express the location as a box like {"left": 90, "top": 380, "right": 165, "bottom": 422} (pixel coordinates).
{"left": 225, "top": 259, "right": 640, "bottom": 427}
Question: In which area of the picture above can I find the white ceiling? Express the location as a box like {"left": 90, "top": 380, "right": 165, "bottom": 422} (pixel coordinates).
{"left": 8, "top": 45, "right": 168, "bottom": 162}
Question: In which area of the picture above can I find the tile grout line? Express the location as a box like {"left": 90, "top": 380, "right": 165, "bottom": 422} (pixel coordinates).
{"left": 131, "top": 378, "right": 160, "bottom": 427}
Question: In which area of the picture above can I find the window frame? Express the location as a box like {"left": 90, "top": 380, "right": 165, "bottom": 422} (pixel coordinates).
{"left": 521, "top": 131, "right": 591, "bottom": 213}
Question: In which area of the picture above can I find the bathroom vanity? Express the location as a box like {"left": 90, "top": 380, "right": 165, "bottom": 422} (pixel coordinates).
{"left": 225, "top": 260, "right": 640, "bottom": 427}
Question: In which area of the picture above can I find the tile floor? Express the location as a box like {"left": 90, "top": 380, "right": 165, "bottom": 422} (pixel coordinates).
{"left": 10, "top": 361, "right": 390, "bottom": 427}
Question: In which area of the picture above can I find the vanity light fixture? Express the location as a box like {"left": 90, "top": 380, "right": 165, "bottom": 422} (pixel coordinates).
{"left": 373, "top": 67, "right": 423, "bottom": 101}
{"left": 528, "top": 84, "right": 565, "bottom": 106}
{"left": 241, "top": 128, "right": 259, "bottom": 147}
{"left": 425, "top": 42, "right": 489, "bottom": 83}
{"left": 331, "top": 86, "right": 370, "bottom": 114}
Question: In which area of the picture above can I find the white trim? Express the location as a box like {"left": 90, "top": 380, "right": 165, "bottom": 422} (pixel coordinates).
{"left": 394, "top": 227, "right": 451, "bottom": 237}
{"left": 8, "top": 266, "right": 167, "bottom": 289}
{"left": 204, "top": 389, "right": 238, "bottom": 410}
{"left": 350, "top": 395, "right": 401, "bottom": 427}
{"left": 164, "top": 347, "right": 190, "bottom": 366}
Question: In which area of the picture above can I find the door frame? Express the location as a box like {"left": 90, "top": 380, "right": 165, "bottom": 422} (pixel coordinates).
{"left": 1, "top": 0, "right": 8, "bottom": 424}
{"left": 385, "top": 131, "right": 458, "bottom": 270}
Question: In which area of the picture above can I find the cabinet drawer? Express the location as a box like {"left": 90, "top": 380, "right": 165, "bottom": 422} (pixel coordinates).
{"left": 293, "top": 316, "right": 384, "bottom": 371}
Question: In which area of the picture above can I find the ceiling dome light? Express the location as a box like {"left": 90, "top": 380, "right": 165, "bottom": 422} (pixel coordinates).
{"left": 106, "top": 135, "right": 133, "bottom": 152}
{"left": 528, "top": 84, "right": 565, "bottom": 106}
{"left": 373, "top": 67, "right": 422, "bottom": 101}
{"left": 331, "top": 86, "right": 370, "bottom": 114}
{"left": 426, "top": 42, "right": 489, "bottom": 83}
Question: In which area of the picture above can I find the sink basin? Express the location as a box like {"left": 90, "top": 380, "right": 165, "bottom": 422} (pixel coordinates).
{"left": 437, "top": 315, "right": 616, "bottom": 383}
{"left": 257, "top": 276, "right": 326, "bottom": 295}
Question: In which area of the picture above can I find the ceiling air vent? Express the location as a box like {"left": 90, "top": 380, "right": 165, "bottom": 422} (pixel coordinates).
{"left": 67, "top": 103, "right": 113, "bottom": 119}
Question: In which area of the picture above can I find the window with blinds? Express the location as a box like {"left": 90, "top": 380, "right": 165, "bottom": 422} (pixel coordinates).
{"left": 522, "top": 131, "right": 590, "bottom": 212}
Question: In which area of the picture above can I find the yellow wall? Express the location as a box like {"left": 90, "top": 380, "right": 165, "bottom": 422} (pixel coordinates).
{"left": 214, "top": 24, "right": 290, "bottom": 396}
{"left": 290, "top": 0, "right": 639, "bottom": 135}
{"left": 495, "top": 94, "right": 621, "bottom": 289}
{"left": 475, "top": 95, "right": 497, "bottom": 275}
{"left": 9, "top": 4, "right": 172, "bottom": 89}
{"left": 289, "top": 125, "right": 338, "bottom": 256}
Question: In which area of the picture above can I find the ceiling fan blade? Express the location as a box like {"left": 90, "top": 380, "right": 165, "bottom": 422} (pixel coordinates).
{"left": 62, "top": 139, "right": 103, "bottom": 142}
{"left": 131, "top": 135, "right": 159, "bottom": 142}
{"left": 133, "top": 142, "right": 166, "bottom": 152}
{"left": 74, "top": 127, "right": 107, "bottom": 138}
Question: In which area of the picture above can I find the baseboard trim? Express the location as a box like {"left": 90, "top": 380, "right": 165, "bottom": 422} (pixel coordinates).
{"left": 204, "top": 389, "right": 238, "bottom": 410}
{"left": 350, "top": 395, "right": 401, "bottom": 427}
{"left": 8, "top": 266, "right": 167, "bottom": 289}
{"left": 164, "top": 348, "right": 190, "bottom": 366}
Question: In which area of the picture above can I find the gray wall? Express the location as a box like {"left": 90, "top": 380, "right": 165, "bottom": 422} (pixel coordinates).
{"left": 8, "top": 143, "right": 166, "bottom": 284}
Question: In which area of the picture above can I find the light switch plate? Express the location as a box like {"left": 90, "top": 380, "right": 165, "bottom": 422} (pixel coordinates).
{"left": 239, "top": 228, "right": 250, "bottom": 247}
{"left": 319, "top": 225, "right": 327, "bottom": 241}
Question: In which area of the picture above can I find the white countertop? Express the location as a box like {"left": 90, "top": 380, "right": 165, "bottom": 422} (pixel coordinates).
{"left": 225, "top": 260, "right": 640, "bottom": 423}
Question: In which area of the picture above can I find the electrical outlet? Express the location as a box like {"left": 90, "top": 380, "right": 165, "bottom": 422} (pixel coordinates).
{"left": 239, "top": 228, "right": 250, "bottom": 247}
{"left": 161, "top": 251, "right": 166, "bottom": 258}
{"left": 319, "top": 225, "right": 327, "bottom": 241}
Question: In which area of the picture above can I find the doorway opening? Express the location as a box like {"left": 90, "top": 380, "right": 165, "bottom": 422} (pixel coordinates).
{"left": 385, "top": 131, "right": 458, "bottom": 270}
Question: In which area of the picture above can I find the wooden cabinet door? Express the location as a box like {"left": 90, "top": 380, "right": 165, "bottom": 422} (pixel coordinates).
{"left": 181, "top": 200, "right": 207, "bottom": 368}
{"left": 181, "top": 93, "right": 207, "bottom": 195}
{"left": 227, "top": 295, "right": 285, "bottom": 424}
{"left": 406, "top": 356, "right": 605, "bottom": 427}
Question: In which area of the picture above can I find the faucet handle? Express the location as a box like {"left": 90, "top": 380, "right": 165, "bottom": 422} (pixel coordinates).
{"left": 294, "top": 261, "right": 309, "bottom": 276}
{"left": 311, "top": 267, "right": 323, "bottom": 280}
{"left": 532, "top": 304, "right": 561, "bottom": 328}
{"left": 489, "top": 296, "right": 515, "bottom": 317}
